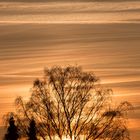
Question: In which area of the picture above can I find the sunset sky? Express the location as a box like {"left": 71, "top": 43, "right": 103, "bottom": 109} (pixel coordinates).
{"left": 0, "top": 0, "right": 140, "bottom": 139}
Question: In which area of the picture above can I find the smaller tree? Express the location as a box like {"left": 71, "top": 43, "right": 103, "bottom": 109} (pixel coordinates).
{"left": 4, "top": 116, "right": 19, "bottom": 140}
{"left": 28, "top": 119, "right": 37, "bottom": 140}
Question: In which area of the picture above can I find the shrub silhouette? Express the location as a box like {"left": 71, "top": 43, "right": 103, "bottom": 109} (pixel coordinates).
{"left": 4, "top": 116, "right": 19, "bottom": 140}
{"left": 4, "top": 66, "right": 132, "bottom": 140}
{"left": 27, "top": 119, "right": 37, "bottom": 140}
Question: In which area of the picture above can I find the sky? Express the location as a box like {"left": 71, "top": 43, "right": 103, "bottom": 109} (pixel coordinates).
{"left": 0, "top": 0, "right": 140, "bottom": 139}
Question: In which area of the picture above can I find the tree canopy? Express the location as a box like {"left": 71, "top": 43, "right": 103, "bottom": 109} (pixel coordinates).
{"left": 4, "top": 66, "right": 132, "bottom": 140}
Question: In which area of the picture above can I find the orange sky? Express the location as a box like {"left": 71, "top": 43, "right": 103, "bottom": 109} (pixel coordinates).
{"left": 0, "top": 1, "right": 140, "bottom": 139}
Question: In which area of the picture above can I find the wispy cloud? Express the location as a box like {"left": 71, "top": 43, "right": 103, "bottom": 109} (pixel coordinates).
{"left": 0, "top": 1, "right": 140, "bottom": 23}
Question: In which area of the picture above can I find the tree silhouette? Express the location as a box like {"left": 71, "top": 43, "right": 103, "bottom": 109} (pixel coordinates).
{"left": 4, "top": 116, "right": 19, "bottom": 140}
{"left": 6, "top": 66, "right": 132, "bottom": 140}
{"left": 28, "top": 119, "right": 37, "bottom": 140}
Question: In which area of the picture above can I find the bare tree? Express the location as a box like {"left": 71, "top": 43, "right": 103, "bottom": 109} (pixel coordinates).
{"left": 8, "top": 66, "right": 132, "bottom": 140}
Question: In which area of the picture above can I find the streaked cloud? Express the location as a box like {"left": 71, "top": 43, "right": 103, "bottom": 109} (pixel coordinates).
{"left": 0, "top": 1, "right": 140, "bottom": 23}
{"left": 0, "top": 1, "right": 140, "bottom": 139}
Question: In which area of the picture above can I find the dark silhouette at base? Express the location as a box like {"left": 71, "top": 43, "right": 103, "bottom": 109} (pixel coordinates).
{"left": 28, "top": 119, "right": 37, "bottom": 140}
{"left": 4, "top": 116, "right": 19, "bottom": 140}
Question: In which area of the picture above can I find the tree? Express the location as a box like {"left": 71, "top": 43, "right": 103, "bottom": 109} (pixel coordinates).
{"left": 11, "top": 66, "right": 132, "bottom": 140}
{"left": 4, "top": 116, "right": 19, "bottom": 140}
{"left": 27, "top": 119, "right": 37, "bottom": 140}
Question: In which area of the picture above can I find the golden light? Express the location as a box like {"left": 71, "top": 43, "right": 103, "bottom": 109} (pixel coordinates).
{"left": 62, "top": 136, "right": 71, "bottom": 140}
